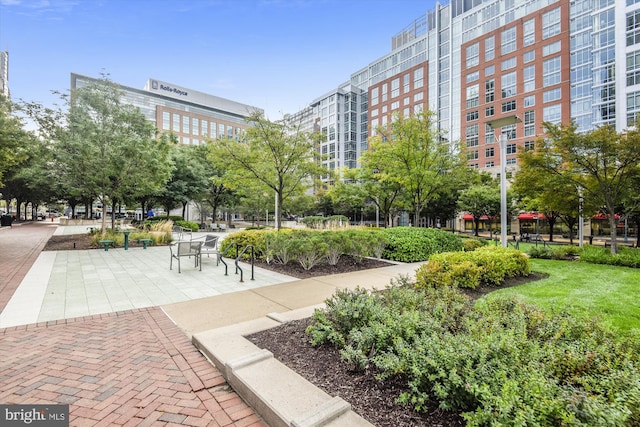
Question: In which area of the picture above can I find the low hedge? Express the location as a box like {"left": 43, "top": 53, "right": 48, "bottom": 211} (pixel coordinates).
{"left": 416, "top": 246, "right": 530, "bottom": 289}
{"left": 221, "top": 228, "right": 386, "bottom": 267}
{"left": 527, "top": 244, "right": 640, "bottom": 268}
{"left": 381, "top": 227, "right": 463, "bottom": 262}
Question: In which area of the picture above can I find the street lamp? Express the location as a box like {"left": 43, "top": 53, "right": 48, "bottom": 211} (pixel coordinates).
{"left": 486, "top": 115, "right": 522, "bottom": 247}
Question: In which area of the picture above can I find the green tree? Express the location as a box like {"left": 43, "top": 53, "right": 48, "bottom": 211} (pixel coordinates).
{"left": 0, "top": 95, "right": 31, "bottom": 188}
{"left": 349, "top": 154, "right": 403, "bottom": 228}
{"left": 513, "top": 147, "right": 587, "bottom": 244}
{"left": 60, "top": 75, "right": 173, "bottom": 231}
{"left": 366, "top": 111, "right": 464, "bottom": 226}
{"left": 457, "top": 183, "right": 502, "bottom": 237}
{"left": 156, "top": 143, "right": 208, "bottom": 219}
{"left": 528, "top": 123, "right": 640, "bottom": 253}
{"left": 213, "top": 111, "right": 327, "bottom": 230}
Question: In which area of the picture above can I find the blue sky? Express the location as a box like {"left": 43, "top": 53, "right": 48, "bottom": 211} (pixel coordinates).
{"left": 0, "top": 0, "right": 435, "bottom": 120}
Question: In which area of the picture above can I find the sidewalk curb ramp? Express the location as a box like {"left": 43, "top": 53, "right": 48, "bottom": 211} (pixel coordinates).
{"left": 192, "top": 305, "right": 374, "bottom": 427}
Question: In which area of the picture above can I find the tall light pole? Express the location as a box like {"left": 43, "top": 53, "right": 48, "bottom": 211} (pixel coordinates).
{"left": 486, "top": 115, "right": 521, "bottom": 247}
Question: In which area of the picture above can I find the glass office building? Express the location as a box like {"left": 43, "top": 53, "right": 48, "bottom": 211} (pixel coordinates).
{"left": 71, "top": 73, "right": 262, "bottom": 145}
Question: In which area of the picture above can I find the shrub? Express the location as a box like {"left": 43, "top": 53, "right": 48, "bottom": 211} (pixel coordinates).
{"left": 579, "top": 244, "right": 640, "bottom": 268}
{"left": 462, "top": 237, "right": 487, "bottom": 252}
{"left": 174, "top": 219, "right": 199, "bottom": 231}
{"left": 291, "top": 234, "right": 329, "bottom": 270}
{"left": 416, "top": 246, "right": 530, "bottom": 289}
{"left": 308, "top": 285, "right": 640, "bottom": 425}
{"left": 323, "top": 231, "right": 348, "bottom": 266}
{"left": 264, "top": 230, "right": 296, "bottom": 264}
{"left": 382, "top": 227, "right": 464, "bottom": 262}
{"left": 219, "top": 229, "right": 270, "bottom": 259}
{"left": 299, "top": 215, "right": 349, "bottom": 229}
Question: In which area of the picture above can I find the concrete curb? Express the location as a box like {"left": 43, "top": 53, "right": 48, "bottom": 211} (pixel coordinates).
{"left": 193, "top": 306, "right": 373, "bottom": 427}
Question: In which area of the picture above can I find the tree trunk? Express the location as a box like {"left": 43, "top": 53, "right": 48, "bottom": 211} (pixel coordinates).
{"left": 608, "top": 214, "right": 618, "bottom": 254}
{"left": 474, "top": 218, "right": 480, "bottom": 237}
{"left": 547, "top": 217, "right": 556, "bottom": 242}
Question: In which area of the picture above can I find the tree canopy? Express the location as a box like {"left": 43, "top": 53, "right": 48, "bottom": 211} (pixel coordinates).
{"left": 521, "top": 122, "right": 640, "bottom": 253}
{"left": 364, "top": 111, "right": 466, "bottom": 225}
{"left": 212, "top": 111, "right": 326, "bottom": 229}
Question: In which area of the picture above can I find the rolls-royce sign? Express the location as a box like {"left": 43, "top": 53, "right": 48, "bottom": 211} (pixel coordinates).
{"left": 151, "top": 80, "right": 188, "bottom": 97}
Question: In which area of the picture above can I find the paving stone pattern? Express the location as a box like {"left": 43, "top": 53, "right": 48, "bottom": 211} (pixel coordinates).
{"left": 0, "top": 224, "right": 266, "bottom": 426}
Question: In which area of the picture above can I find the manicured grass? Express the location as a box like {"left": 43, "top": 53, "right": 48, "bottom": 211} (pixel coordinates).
{"left": 482, "top": 258, "right": 640, "bottom": 332}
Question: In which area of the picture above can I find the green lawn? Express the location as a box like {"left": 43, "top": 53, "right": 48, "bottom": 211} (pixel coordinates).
{"left": 483, "top": 258, "right": 640, "bottom": 332}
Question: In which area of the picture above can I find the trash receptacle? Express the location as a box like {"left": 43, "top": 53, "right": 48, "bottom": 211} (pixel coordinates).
{"left": 1, "top": 214, "right": 13, "bottom": 227}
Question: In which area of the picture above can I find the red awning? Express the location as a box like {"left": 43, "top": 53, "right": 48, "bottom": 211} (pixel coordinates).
{"left": 463, "top": 214, "right": 489, "bottom": 220}
{"left": 517, "top": 212, "right": 546, "bottom": 220}
{"left": 592, "top": 213, "right": 620, "bottom": 220}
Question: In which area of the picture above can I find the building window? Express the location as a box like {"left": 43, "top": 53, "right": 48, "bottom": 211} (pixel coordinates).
{"left": 523, "top": 50, "right": 535, "bottom": 63}
{"left": 501, "top": 27, "right": 517, "bottom": 55}
{"left": 162, "top": 111, "right": 170, "bottom": 130}
{"left": 467, "top": 84, "right": 479, "bottom": 108}
{"left": 501, "top": 57, "right": 516, "bottom": 71}
{"left": 182, "top": 115, "right": 189, "bottom": 134}
{"left": 391, "top": 101, "right": 400, "bottom": 110}
{"left": 413, "top": 92, "right": 424, "bottom": 102}
{"left": 382, "top": 83, "right": 388, "bottom": 102}
{"left": 371, "top": 87, "right": 379, "bottom": 106}
{"left": 543, "top": 104, "right": 562, "bottom": 124}
{"left": 543, "top": 41, "right": 561, "bottom": 56}
{"left": 192, "top": 118, "right": 199, "bottom": 135}
{"left": 466, "top": 110, "right": 479, "bottom": 121}
{"left": 627, "top": 51, "right": 640, "bottom": 86}
{"left": 485, "top": 161, "right": 495, "bottom": 168}
{"left": 466, "top": 42, "right": 479, "bottom": 68}
{"left": 544, "top": 88, "right": 562, "bottom": 103}
{"left": 524, "top": 65, "right": 536, "bottom": 92}
{"left": 485, "top": 106, "right": 494, "bottom": 117}
{"left": 466, "top": 124, "right": 479, "bottom": 147}
{"left": 543, "top": 57, "right": 561, "bottom": 87}
{"left": 202, "top": 120, "right": 208, "bottom": 138}
{"left": 524, "top": 95, "right": 536, "bottom": 107}
{"left": 506, "top": 143, "right": 517, "bottom": 155}
{"left": 210, "top": 122, "right": 217, "bottom": 138}
{"left": 524, "top": 18, "right": 535, "bottom": 46}
{"left": 414, "top": 68, "right": 424, "bottom": 89}
{"left": 403, "top": 96, "right": 410, "bottom": 105}
{"left": 524, "top": 110, "right": 535, "bottom": 136}
{"left": 467, "top": 150, "right": 479, "bottom": 160}
{"left": 485, "top": 79, "right": 495, "bottom": 103}
{"left": 542, "top": 7, "right": 561, "bottom": 40}
{"left": 403, "top": 73, "right": 410, "bottom": 93}
{"left": 524, "top": 140, "right": 535, "bottom": 151}
{"left": 627, "top": 10, "right": 640, "bottom": 46}
{"left": 485, "top": 65, "right": 494, "bottom": 76}
{"left": 391, "top": 78, "right": 400, "bottom": 98}
{"left": 467, "top": 71, "right": 479, "bottom": 83}
{"left": 506, "top": 157, "right": 517, "bottom": 165}
{"left": 485, "top": 35, "right": 495, "bottom": 61}
{"left": 172, "top": 113, "right": 180, "bottom": 131}
{"left": 501, "top": 72, "right": 517, "bottom": 98}
{"left": 485, "top": 123, "right": 495, "bottom": 144}
{"left": 485, "top": 147, "right": 495, "bottom": 158}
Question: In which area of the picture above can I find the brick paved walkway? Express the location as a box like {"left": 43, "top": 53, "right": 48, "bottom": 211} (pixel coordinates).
{"left": 0, "top": 223, "right": 266, "bottom": 426}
